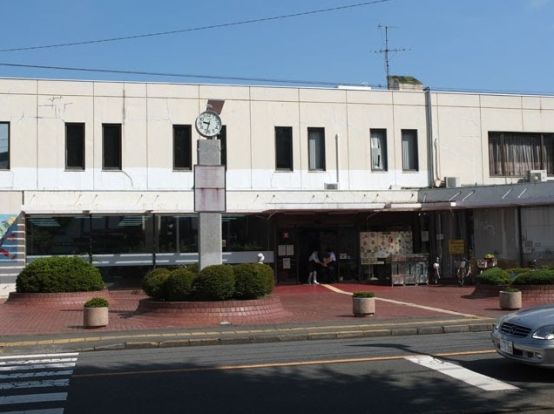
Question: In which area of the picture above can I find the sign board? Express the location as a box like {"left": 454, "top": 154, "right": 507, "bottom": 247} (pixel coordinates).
{"left": 194, "top": 165, "right": 226, "bottom": 212}
{"left": 448, "top": 239, "right": 465, "bottom": 255}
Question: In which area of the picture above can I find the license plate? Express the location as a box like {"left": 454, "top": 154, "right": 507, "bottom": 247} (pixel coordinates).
{"left": 500, "top": 338, "right": 513, "bottom": 355}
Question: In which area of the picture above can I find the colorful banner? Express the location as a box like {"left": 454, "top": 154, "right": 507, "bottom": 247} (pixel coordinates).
{"left": 0, "top": 214, "right": 17, "bottom": 261}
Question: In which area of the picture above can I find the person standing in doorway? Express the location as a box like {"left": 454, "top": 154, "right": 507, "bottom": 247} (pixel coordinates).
{"left": 324, "top": 248, "right": 337, "bottom": 283}
{"left": 307, "top": 249, "right": 321, "bottom": 285}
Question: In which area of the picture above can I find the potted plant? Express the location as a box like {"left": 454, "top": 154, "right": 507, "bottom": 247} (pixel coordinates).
{"left": 352, "top": 291, "right": 376, "bottom": 317}
{"left": 83, "top": 297, "right": 109, "bottom": 328}
{"left": 499, "top": 287, "right": 522, "bottom": 310}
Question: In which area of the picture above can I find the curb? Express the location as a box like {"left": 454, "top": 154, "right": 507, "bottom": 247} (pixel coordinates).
{"left": 0, "top": 318, "right": 495, "bottom": 355}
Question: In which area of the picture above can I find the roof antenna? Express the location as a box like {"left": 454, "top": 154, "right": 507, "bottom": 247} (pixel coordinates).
{"left": 372, "top": 25, "right": 410, "bottom": 89}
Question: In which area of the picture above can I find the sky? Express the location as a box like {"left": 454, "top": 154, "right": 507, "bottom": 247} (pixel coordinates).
{"left": 0, "top": 0, "right": 553, "bottom": 93}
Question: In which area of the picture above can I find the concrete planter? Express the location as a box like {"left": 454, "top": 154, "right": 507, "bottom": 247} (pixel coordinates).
{"left": 83, "top": 307, "right": 109, "bottom": 328}
{"left": 352, "top": 297, "right": 375, "bottom": 317}
{"left": 499, "top": 291, "right": 522, "bottom": 310}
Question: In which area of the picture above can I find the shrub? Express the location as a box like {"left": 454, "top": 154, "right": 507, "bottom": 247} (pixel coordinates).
{"left": 193, "top": 265, "right": 235, "bottom": 300}
{"left": 233, "top": 264, "right": 267, "bottom": 300}
{"left": 501, "top": 287, "right": 520, "bottom": 293}
{"left": 477, "top": 267, "right": 510, "bottom": 285}
{"left": 84, "top": 297, "right": 109, "bottom": 308}
{"left": 513, "top": 269, "right": 554, "bottom": 285}
{"left": 353, "top": 291, "right": 375, "bottom": 298}
{"left": 164, "top": 268, "right": 197, "bottom": 301}
{"left": 185, "top": 263, "right": 199, "bottom": 274}
{"left": 16, "top": 256, "right": 104, "bottom": 293}
{"left": 142, "top": 268, "right": 171, "bottom": 299}
{"left": 254, "top": 263, "right": 275, "bottom": 295}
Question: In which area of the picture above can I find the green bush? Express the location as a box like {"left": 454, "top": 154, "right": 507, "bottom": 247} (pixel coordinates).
{"left": 233, "top": 264, "right": 267, "bottom": 299}
{"left": 164, "top": 268, "right": 197, "bottom": 301}
{"left": 84, "top": 297, "right": 109, "bottom": 308}
{"left": 255, "top": 263, "right": 275, "bottom": 295}
{"left": 185, "top": 263, "right": 199, "bottom": 274}
{"left": 16, "top": 256, "right": 104, "bottom": 293}
{"left": 142, "top": 268, "right": 171, "bottom": 299}
{"left": 505, "top": 268, "right": 531, "bottom": 276}
{"left": 353, "top": 291, "right": 375, "bottom": 298}
{"left": 513, "top": 269, "right": 554, "bottom": 285}
{"left": 193, "top": 265, "right": 235, "bottom": 300}
{"left": 477, "top": 267, "right": 511, "bottom": 285}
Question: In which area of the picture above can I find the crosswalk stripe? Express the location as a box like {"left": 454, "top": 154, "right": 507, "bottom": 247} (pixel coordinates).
{"left": 1, "top": 409, "right": 64, "bottom": 414}
{"left": 0, "top": 353, "right": 78, "bottom": 360}
{"left": 0, "top": 363, "right": 76, "bottom": 372}
{"left": 0, "top": 370, "right": 73, "bottom": 380}
{"left": 0, "top": 392, "right": 68, "bottom": 405}
{"left": 0, "top": 378, "right": 69, "bottom": 390}
{"left": 0, "top": 358, "right": 77, "bottom": 366}
{"left": 405, "top": 355, "right": 519, "bottom": 391}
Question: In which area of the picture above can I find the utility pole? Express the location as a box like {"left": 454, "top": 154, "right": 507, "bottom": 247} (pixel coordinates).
{"left": 373, "top": 24, "right": 409, "bottom": 89}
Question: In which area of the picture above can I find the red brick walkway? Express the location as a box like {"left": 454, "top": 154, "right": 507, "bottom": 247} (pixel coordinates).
{"left": 0, "top": 284, "right": 514, "bottom": 337}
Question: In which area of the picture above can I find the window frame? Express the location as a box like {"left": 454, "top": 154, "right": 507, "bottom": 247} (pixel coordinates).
{"left": 65, "top": 122, "right": 86, "bottom": 171}
{"left": 275, "top": 126, "right": 293, "bottom": 171}
{"left": 172, "top": 124, "right": 193, "bottom": 171}
{"left": 0, "top": 122, "right": 10, "bottom": 170}
{"left": 307, "top": 127, "right": 326, "bottom": 171}
{"left": 102, "top": 123, "right": 122, "bottom": 171}
{"left": 401, "top": 129, "right": 419, "bottom": 172}
{"left": 370, "top": 128, "right": 388, "bottom": 171}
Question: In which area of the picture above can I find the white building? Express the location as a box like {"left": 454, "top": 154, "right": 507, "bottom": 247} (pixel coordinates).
{"left": 1, "top": 77, "right": 554, "bottom": 295}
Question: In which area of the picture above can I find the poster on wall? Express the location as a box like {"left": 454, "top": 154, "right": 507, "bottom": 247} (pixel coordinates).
{"left": 359, "top": 231, "right": 413, "bottom": 265}
{"left": 0, "top": 215, "right": 17, "bottom": 261}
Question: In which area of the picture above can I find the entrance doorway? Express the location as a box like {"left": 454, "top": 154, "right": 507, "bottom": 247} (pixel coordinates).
{"left": 298, "top": 228, "right": 337, "bottom": 283}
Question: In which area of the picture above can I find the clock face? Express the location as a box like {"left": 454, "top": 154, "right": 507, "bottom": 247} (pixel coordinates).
{"left": 195, "top": 111, "right": 222, "bottom": 138}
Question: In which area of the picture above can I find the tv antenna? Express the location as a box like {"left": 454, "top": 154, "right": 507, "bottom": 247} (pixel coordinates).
{"left": 372, "top": 24, "right": 409, "bottom": 89}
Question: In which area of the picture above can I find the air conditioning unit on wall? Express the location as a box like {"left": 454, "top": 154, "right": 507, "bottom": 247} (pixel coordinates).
{"left": 528, "top": 170, "right": 547, "bottom": 183}
{"left": 324, "top": 183, "right": 338, "bottom": 190}
{"left": 445, "top": 177, "right": 461, "bottom": 188}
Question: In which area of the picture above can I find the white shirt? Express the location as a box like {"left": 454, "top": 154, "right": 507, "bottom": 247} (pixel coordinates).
{"left": 308, "top": 251, "right": 321, "bottom": 263}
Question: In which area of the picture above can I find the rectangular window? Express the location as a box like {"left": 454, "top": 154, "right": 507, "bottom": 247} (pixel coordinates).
{"left": 173, "top": 125, "right": 192, "bottom": 170}
{"left": 65, "top": 123, "right": 85, "bottom": 170}
{"left": 370, "top": 129, "right": 387, "bottom": 171}
{"left": 401, "top": 129, "right": 419, "bottom": 171}
{"left": 275, "top": 126, "right": 293, "bottom": 170}
{"left": 102, "top": 124, "right": 122, "bottom": 170}
{"left": 0, "top": 122, "right": 9, "bottom": 170}
{"left": 308, "top": 127, "right": 326, "bottom": 171}
{"left": 218, "top": 125, "right": 227, "bottom": 168}
{"left": 488, "top": 131, "right": 554, "bottom": 176}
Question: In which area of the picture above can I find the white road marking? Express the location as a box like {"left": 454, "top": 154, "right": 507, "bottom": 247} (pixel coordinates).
{"left": 0, "top": 362, "right": 76, "bottom": 372}
{"left": 0, "top": 352, "right": 78, "bottom": 360}
{"left": 0, "top": 378, "right": 69, "bottom": 390}
{"left": 0, "top": 370, "right": 73, "bottom": 380}
{"left": 0, "top": 392, "right": 68, "bottom": 405}
{"left": 1, "top": 409, "right": 64, "bottom": 414}
{"left": 405, "top": 355, "right": 519, "bottom": 391}
{"left": 0, "top": 358, "right": 77, "bottom": 366}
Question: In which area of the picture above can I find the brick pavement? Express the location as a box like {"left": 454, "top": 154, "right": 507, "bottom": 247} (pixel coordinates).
{"left": 0, "top": 283, "right": 516, "bottom": 338}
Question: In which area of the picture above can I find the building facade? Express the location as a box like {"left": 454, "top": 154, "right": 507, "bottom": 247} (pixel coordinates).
{"left": 1, "top": 77, "right": 554, "bottom": 295}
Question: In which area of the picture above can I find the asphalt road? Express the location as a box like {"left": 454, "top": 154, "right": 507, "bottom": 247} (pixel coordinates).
{"left": 2, "top": 332, "right": 553, "bottom": 413}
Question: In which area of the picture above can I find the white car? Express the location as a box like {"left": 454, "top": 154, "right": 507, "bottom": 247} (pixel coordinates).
{"left": 491, "top": 304, "right": 554, "bottom": 367}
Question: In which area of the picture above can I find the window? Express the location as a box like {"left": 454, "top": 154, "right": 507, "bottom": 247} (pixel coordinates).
{"left": 275, "top": 126, "right": 293, "bottom": 170}
{"left": 308, "top": 127, "right": 326, "bottom": 170}
{"left": 370, "top": 129, "right": 387, "bottom": 171}
{"left": 0, "top": 122, "right": 9, "bottom": 170}
{"left": 65, "top": 123, "right": 85, "bottom": 170}
{"left": 173, "top": 125, "right": 192, "bottom": 170}
{"left": 489, "top": 132, "right": 554, "bottom": 176}
{"left": 102, "top": 124, "right": 122, "bottom": 170}
{"left": 401, "top": 129, "right": 419, "bottom": 171}
{"left": 218, "top": 125, "right": 227, "bottom": 167}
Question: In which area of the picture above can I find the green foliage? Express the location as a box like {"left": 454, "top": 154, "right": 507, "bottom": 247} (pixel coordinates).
{"left": 502, "top": 287, "right": 520, "bottom": 293}
{"left": 505, "top": 268, "right": 532, "bottom": 276}
{"left": 142, "top": 268, "right": 171, "bottom": 299}
{"left": 255, "top": 263, "right": 275, "bottom": 295}
{"left": 513, "top": 269, "right": 554, "bottom": 285}
{"left": 16, "top": 256, "right": 104, "bottom": 293}
{"left": 164, "top": 268, "right": 197, "bottom": 301}
{"left": 353, "top": 291, "right": 376, "bottom": 298}
{"left": 185, "top": 263, "right": 199, "bottom": 274}
{"left": 233, "top": 264, "right": 267, "bottom": 300}
{"left": 477, "top": 267, "right": 510, "bottom": 285}
{"left": 84, "top": 297, "right": 109, "bottom": 308}
{"left": 193, "top": 265, "right": 235, "bottom": 301}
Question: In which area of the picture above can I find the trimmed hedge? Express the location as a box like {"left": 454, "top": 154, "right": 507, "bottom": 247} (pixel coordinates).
{"left": 165, "top": 268, "right": 197, "bottom": 301}
{"left": 255, "top": 263, "right": 275, "bottom": 295}
{"left": 142, "top": 268, "right": 171, "bottom": 300}
{"left": 234, "top": 264, "right": 267, "bottom": 299}
{"left": 477, "top": 267, "right": 511, "bottom": 285}
{"left": 84, "top": 297, "right": 109, "bottom": 308}
{"left": 513, "top": 269, "right": 554, "bottom": 285}
{"left": 16, "top": 256, "right": 104, "bottom": 293}
{"left": 353, "top": 291, "right": 375, "bottom": 298}
{"left": 193, "top": 265, "right": 235, "bottom": 301}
